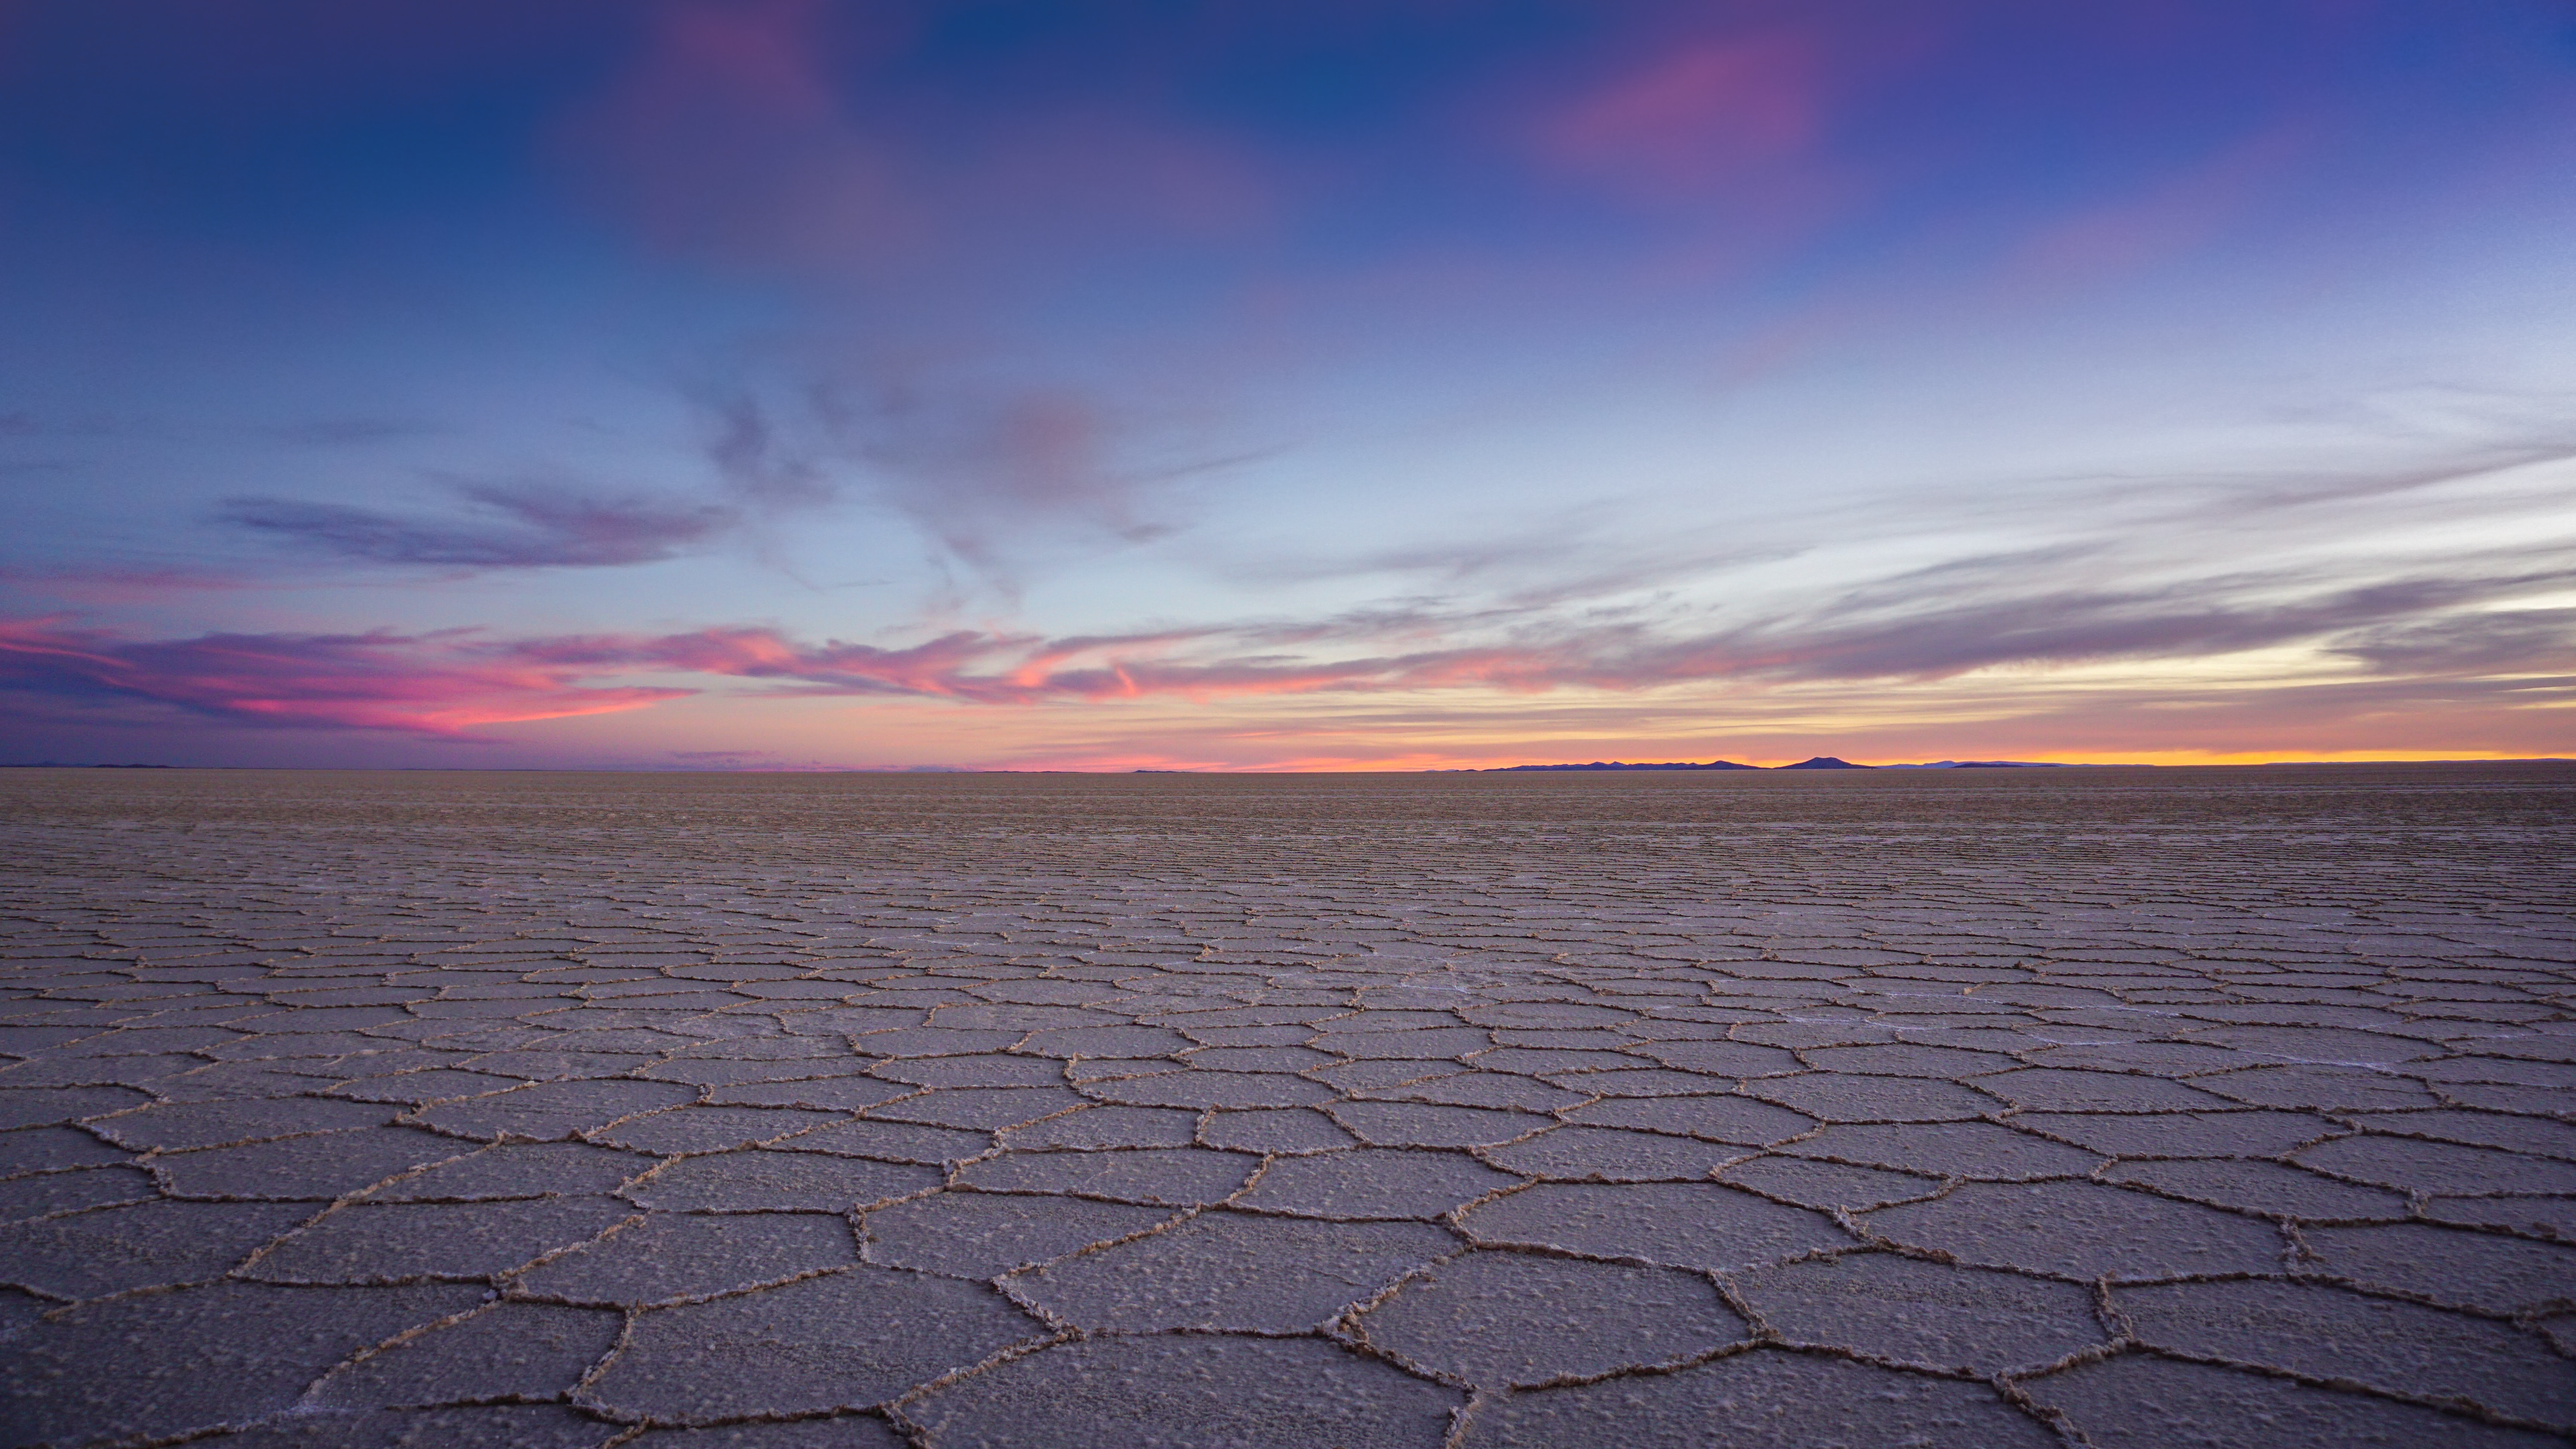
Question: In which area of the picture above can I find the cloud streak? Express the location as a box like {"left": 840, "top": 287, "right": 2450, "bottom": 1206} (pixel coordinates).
{"left": 220, "top": 482, "right": 739, "bottom": 569}
{"left": 8, "top": 538, "right": 2568, "bottom": 743}
{"left": 0, "top": 618, "right": 692, "bottom": 736}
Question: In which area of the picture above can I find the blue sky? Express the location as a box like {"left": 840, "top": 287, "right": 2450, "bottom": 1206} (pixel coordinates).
{"left": 3, "top": 0, "right": 2572, "bottom": 767}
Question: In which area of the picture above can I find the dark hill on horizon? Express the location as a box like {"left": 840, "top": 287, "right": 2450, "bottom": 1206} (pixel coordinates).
{"left": 1780, "top": 757, "right": 1871, "bottom": 769}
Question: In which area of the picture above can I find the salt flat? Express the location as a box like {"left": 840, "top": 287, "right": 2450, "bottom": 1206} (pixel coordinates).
{"left": 2, "top": 764, "right": 2572, "bottom": 1448}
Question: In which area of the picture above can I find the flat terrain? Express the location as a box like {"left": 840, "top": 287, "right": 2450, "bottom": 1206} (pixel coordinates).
{"left": 3, "top": 763, "right": 2573, "bottom": 1448}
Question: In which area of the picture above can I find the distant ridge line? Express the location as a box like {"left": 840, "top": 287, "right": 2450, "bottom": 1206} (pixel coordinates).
{"left": 1495, "top": 760, "right": 1759, "bottom": 771}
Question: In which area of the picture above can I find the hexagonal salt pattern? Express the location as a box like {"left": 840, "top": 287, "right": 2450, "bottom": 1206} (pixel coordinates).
{"left": 2, "top": 762, "right": 2573, "bottom": 1446}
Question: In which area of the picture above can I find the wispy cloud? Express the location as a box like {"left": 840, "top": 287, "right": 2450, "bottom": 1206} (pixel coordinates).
{"left": 10, "top": 530, "right": 2567, "bottom": 745}
{"left": 0, "top": 618, "right": 690, "bottom": 736}
{"left": 219, "top": 480, "right": 737, "bottom": 569}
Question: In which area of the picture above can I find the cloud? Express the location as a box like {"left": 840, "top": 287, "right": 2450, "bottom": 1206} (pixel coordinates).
{"left": 4, "top": 550, "right": 2567, "bottom": 747}
{"left": 553, "top": 0, "right": 1269, "bottom": 279}
{"left": 219, "top": 480, "right": 738, "bottom": 569}
{"left": 0, "top": 618, "right": 690, "bottom": 736}
{"left": 1534, "top": 32, "right": 1823, "bottom": 198}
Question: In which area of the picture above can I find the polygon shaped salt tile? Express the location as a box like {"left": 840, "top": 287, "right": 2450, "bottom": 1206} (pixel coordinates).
{"left": 0, "top": 1198, "right": 309, "bottom": 1297}
{"left": 1458, "top": 1347, "right": 2056, "bottom": 1447}
{"left": 903, "top": 1333, "right": 1459, "bottom": 1448}
{"left": 1970, "top": 1068, "right": 2234, "bottom": 1113}
{"left": 1787, "top": 1121, "right": 2101, "bottom": 1181}
{"left": 413, "top": 1079, "right": 699, "bottom": 1142}
{"left": 2343, "top": 1109, "right": 2576, "bottom": 1161}
{"left": 2296, "top": 1134, "right": 2576, "bottom": 1196}
{"left": 1560, "top": 1094, "right": 1816, "bottom": 1144}
{"left": 2007, "top": 1109, "right": 2333, "bottom": 1158}
{"left": 775, "top": 1119, "right": 990, "bottom": 1164}
{"left": 1239, "top": 1147, "right": 1519, "bottom": 1218}
{"left": 2022, "top": 1353, "right": 2559, "bottom": 1449}
{"left": 93, "top": 1095, "right": 397, "bottom": 1151}
{"left": 0, "top": 1161, "right": 156, "bottom": 1222}
{"left": 862, "top": 1190, "right": 1174, "bottom": 1278}
{"left": 1801, "top": 1043, "right": 2024, "bottom": 1077}
{"left": 866, "top": 1087, "right": 1085, "bottom": 1130}
{"left": 156, "top": 1125, "right": 470, "bottom": 1199}
{"left": 1459, "top": 1003, "right": 1639, "bottom": 1030}
{"left": 247, "top": 1197, "right": 633, "bottom": 1283}
{"left": 1064, "top": 1057, "right": 1185, "bottom": 1084}
{"left": 2194, "top": 1065, "right": 2437, "bottom": 1111}
{"left": 1316, "top": 1059, "right": 1462, "bottom": 1092}
{"left": 1626, "top": 1040, "right": 1807, "bottom": 1077}
{"left": 2020, "top": 1040, "right": 2259, "bottom": 1074}
{"left": 1473, "top": 1047, "right": 1653, "bottom": 1076}
{"left": 2182, "top": 1024, "right": 2440, "bottom": 1064}
{"left": 1717, "top": 1155, "right": 1941, "bottom": 1210}
{"left": 1369, "top": 1073, "right": 1586, "bottom": 1112}
{"left": 1863, "top": 1180, "right": 2281, "bottom": 1280}
{"left": 1330, "top": 1101, "right": 1550, "bottom": 1148}
{"left": 1359, "top": 1249, "right": 1746, "bottom": 1387}
{"left": 1085, "top": 1072, "right": 1336, "bottom": 1109}
{"left": 1001, "top": 1105, "right": 1198, "bottom": 1149}
{"left": 708, "top": 1077, "right": 914, "bottom": 1111}
{"left": 329, "top": 1069, "right": 530, "bottom": 1106}
{"left": 584, "top": 1268, "right": 1042, "bottom": 1420}
{"left": 869, "top": 1054, "right": 1067, "bottom": 1088}
{"left": 959, "top": 1146, "right": 1258, "bottom": 1205}
{"left": 1731, "top": 1252, "right": 2103, "bottom": 1373}
{"left": 846, "top": 1028, "right": 1025, "bottom": 1058}
{"left": 930, "top": 1004, "right": 1124, "bottom": 1031}
{"left": 1013, "top": 1210, "right": 1453, "bottom": 1331}
{"left": 592, "top": 1106, "right": 850, "bottom": 1154}
{"left": 2301, "top": 1222, "right": 2576, "bottom": 1315}
{"left": 1200, "top": 1107, "right": 1359, "bottom": 1153}
{"left": 1310, "top": 1026, "right": 1494, "bottom": 1059}
{"left": 2114, "top": 1278, "right": 2576, "bottom": 1427}
{"left": 1181, "top": 1045, "right": 1335, "bottom": 1071}
{"left": 0, "top": 1084, "right": 151, "bottom": 1129}
{"left": 516, "top": 1211, "right": 858, "bottom": 1305}
{"left": 311, "top": 1300, "right": 622, "bottom": 1407}
{"left": 0, "top": 1124, "right": 133, "bottom": 1176}
{"left": 1460, "top": 1182, "right": 1846, "bottom": 1271}
{"left": 0, "top": 1282, "right": 481, "bottom": 1447}
{"left": 624, "top": 1150, "right": 939, "bottom": 1212}
{"left": 1540, "top": 1067, "right": 1722, "bottom": 1098}
{"left": 778, "top": 1010, "right": 939, "bottom": 1039}
{"left": 1480, "top": 1125, "right": 1744, "bottom": 1182}
{"left": 1745, "top": 1074, "right": 1996, "bottom": 1122}
{"left": 2101, "top": 1159, "right": 2407, "bottom": 1221}
{"left": 2419, "top": 1195, "right": 2576, "bottom": 1240}
{"left": 641, "top": 1056, "right": 880, "bottom": 1087}
{"left": 1015, "top": 1024, "right": 1197, "bottom": 1058}
{"left": 363, "top": 1142, "right": 656, "bottom": 1201}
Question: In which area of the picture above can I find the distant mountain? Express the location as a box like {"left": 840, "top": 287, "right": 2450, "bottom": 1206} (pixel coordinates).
{"left": 1879, "top": 760, "right": 2066, "bottom": 769}
{"left": 1497, "top": 760, "right": 1759, "bottom": 771}
{"left": 1780, "top": 757, "right": 1871, "bottom": 770}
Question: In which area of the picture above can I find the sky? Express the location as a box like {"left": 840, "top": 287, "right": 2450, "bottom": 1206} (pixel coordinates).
{"left": 3, "top": 0, "right": 2573, "bottom": 771}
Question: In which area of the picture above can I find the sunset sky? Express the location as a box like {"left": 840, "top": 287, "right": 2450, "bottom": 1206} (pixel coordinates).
{"left": 3, "top": 1, "right": 2572, "bottom": 770}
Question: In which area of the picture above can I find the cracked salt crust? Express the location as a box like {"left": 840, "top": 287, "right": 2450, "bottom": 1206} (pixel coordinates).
{"left": 0, "top": 761, "right": 2572, "bottom": 1446}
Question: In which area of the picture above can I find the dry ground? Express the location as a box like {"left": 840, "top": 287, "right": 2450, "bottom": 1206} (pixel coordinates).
{"left": 2, "top": 763, "right": 2573, "bottom": 1447}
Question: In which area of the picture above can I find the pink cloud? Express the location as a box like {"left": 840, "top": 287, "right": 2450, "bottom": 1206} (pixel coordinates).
{"left": 2011, "top": 121, "right": 2317, "bottom": 284}
{"left": 6, "top": 546, "right": 2561, "bottom": 742}
{"left": 0, "top": 618, "right": 691, "bottom": 737}
{"left": 552, "top": 0, "right": 1269, "bottom": 276}
{"left": 1535, "top": 32, "right": 1823, "bottom": 198}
